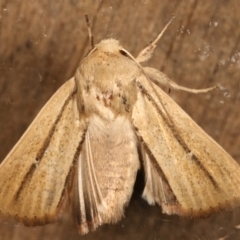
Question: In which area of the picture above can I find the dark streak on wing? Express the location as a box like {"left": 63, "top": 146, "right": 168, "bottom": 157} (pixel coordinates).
{"left": 57, "top": 131, "right": 86, "bottom": 210}
{"left": 72, "top": 168, "right": 82, "bottom": 226}
{"left": 137, "top": 81, "right": 219, "bottom": 189}
{"left": 83, "top": 167, "right": 94, "bottom": 223}
{"left": 14, "top": 164, "right": 36, "bottom": 201}
{"left": 135, "top": 129, "right": 179, "bottom": 205}
{"left": 14, "top": 89, "right": 77, "bottom": 201}
{"left": 85, "top": 194, "right": 93, "bottom": 223}
{"left": 35, "top": 89, "right": 77, "bottom": 163}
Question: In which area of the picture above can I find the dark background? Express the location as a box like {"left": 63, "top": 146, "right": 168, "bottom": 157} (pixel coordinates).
{"left": 0, "top": 0, "right": 240, "bottom": 239}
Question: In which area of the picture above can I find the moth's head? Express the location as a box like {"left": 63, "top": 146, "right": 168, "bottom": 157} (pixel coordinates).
{"left": 96, "top": 39, "right": 121, "bottom": 53}
{"left": 87, "top": 38, "right": 135, "bottom": 61}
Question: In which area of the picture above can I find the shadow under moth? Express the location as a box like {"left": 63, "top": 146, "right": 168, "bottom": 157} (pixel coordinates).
{"left": 0, "top": 16, "right": 240, "bottom": 235}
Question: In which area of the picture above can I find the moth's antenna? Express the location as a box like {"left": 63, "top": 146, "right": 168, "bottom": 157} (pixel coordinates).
{"left": 150, "top": 16, "right": 175, "bottom": 48}
{"left": 85, "top": 14, "right": 94, "bottom": 49}
{"left": 136, "top": 16, "right": 175, "bottom": 63}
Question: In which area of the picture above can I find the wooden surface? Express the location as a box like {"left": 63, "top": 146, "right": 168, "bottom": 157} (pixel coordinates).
{"left": 0, "top": 0, "right": 240, "bottom": 239}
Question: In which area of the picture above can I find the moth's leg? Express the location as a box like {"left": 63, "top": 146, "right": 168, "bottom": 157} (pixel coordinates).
{"left": 136, "top": 17, "right": 175, "bottom": 63}
{"left": 144, "top": 67, "right": 217, "bottom": 94}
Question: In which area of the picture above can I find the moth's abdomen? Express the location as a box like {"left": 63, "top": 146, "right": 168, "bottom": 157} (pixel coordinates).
{"left": 73, "top": 114, "right": 140, "bottom": 233}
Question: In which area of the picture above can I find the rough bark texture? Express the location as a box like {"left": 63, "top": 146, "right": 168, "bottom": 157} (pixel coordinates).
{"left": 0, "top": 0, "right": 240, "bottom": 239}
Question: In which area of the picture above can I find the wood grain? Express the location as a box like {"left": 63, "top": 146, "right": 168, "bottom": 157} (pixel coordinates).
{"left": 0, "top": 0, "right": 240, "bottom": 239}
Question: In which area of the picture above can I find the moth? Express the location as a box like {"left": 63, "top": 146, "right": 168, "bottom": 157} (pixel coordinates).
{"left": 0, "top": 16, "right": 240, "bottom": 235}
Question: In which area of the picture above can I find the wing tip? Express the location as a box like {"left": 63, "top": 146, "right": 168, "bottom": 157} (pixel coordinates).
{"left": 161, "top": 196, "right": 240, "bottom": 218}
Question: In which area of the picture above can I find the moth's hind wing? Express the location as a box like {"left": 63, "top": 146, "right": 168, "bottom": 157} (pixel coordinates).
{"left": 132, "top": 73, "right": 240, "bottom": 217}
{"left": 141, "top": 144, "right": 177, "bottom": 207}
{"left": 0, "top": 78, "right": 87, "bottom": 225}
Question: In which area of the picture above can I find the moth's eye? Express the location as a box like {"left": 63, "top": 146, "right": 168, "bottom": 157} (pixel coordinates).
{"left": 119, "top": 50, "right": 131, "bottom": 58}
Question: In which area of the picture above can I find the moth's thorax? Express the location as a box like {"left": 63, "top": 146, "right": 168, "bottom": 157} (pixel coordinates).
{"left": 75, "top": 39, "right": 141, "bottom": 120}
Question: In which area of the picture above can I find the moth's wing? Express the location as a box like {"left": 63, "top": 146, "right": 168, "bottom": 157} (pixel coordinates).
{"left": 0, "top": 78, "right": 87, "bottom": 225}
{"left": 132, "top": 73, "right": 240, "bottom": 217}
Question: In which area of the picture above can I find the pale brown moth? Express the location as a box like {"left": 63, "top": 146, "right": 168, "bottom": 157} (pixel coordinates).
{"left": 0, "top": 16, "right": 240, "bottom": 235}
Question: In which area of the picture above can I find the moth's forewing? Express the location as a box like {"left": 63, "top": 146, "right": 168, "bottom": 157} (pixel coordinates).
{"left": 0, "top": 78, "right": 87, "bottom": 225}
{"left": 132, "top": 73, "right": 240, "bottom": 217}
